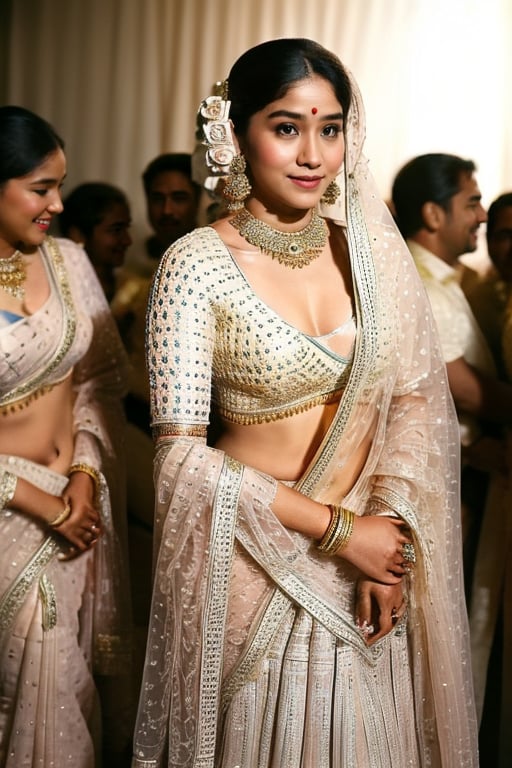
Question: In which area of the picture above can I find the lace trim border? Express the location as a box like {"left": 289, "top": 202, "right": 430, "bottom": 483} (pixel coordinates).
{"left": 0, "top": 536, "right": 60, "bottom": 631}
{"left": 196, "top": 455, "right": 243, "bottom": 762}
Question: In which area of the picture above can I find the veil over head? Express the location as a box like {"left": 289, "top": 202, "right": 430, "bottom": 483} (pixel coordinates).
{"left": 318, "top": 66, "right": 366, "bottom": 225}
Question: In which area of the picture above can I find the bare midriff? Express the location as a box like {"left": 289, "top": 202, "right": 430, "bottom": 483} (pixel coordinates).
{"left": 0, "top": 372, "right": 75, "bottom": 474}
{"left": 215, "top": 397, "right": 371, "bottom": 490}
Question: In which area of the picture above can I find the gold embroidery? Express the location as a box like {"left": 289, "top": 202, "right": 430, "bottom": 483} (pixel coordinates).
{"left": 152, "top": 422, "right": 207, "bottom": 440}
{"left": 0, "top": 537, "right": 59, "bottom": 631}
{"left": 217, "top": 388, "right": 345, "bottom": 425}
{"left": 147, "top": 228, "right": 354, "bottom": 435}
{"left": 0, "top": 469, "right": 17, "bottom": 509}
{"left": 1, "top": 384, "right": 56, "bottom": 416}
{"left": 0, "top": 237, "right": 77, "bottom": 412}
{"left": 39, "top": 574, "right": 57, "bottom": 631}
{"left": 196, "top": 456, "right": 243, "bottom": 760}
{"left": 298, "top": 175, "right": 378, "bottom": 495}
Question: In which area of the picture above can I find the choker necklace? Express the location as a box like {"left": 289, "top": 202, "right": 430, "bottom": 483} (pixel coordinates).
{"left": 230, "top": 207, "right": 327, "bottom": 268}
{"left": 0, "top": 250, "right": 26, "bottom": 299}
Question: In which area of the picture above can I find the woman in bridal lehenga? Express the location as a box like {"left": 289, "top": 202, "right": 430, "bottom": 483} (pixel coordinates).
{"left": 133, "top": 39, "right": 478, "bottom": 767}
{"left": 0, "top": 106, "right": 132, "bottom": 767}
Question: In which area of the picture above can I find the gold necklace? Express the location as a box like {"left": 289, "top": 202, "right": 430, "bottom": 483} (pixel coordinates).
{"left": 230, "top": 207, "right": 327, "bottom": 268}
{"left": 0, "top": 250, "right": 26, "bottom": 299}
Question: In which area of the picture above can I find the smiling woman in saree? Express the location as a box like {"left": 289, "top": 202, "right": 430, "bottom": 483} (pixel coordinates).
{"left": 0, "top": 106, "right": 131, "bottom": 768}
{"left": 133, "top": 39, "right": 478, "bottom": 768}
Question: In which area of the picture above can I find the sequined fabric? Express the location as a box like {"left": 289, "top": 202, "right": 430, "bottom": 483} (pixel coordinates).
{"left": 0, "top": 456, "right": 130, "bottom": 767}
{"left": 0, "top": 237, "right": 86, "bottom": 411}
{"left": 147, "top": 228, "right": 353, "bottom": 428}
{"left": 0, "top": 238, "right": 132, "bottom": 767}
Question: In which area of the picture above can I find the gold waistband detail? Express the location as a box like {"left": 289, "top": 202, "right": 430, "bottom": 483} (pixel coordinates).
{"left": 2, "top": 367, "right": 73, "bottom": 417}
{"left": 217, "top": 388, "right": 344, "bottom": 425}
{"left": 1, "top": 383, "right": 56, "bottom": 416}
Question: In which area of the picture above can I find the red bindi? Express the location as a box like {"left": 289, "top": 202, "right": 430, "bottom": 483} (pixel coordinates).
{"left": 311, "top": 107, "right": 318, "bottom": 115}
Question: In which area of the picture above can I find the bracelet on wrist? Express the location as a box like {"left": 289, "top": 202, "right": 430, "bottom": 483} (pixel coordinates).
{"left": 317, "top": 504, "right": 355, "bottom": 555}
{"left": 0, "top": 470, "right": 17, "bottom": 511}
{"left": 67, "top": 463, "right": 101, "bottom": 501}
{"left": 48, "top": 497, "right": 72, "bottom": 528}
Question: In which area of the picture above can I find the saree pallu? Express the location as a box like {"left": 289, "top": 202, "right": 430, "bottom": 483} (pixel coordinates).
{"left": 133, "top": 382, "right": 473, "bottom": 768}
{"left": 134, "top": 443, "right": 420, "bottom": 768}
{"left": 0, "top": 456, "right": 130, "bottom": 768}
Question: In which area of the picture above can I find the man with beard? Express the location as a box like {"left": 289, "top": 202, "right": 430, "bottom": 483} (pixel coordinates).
{"left": 131, "top": 152, "right": 201, "bottom": 276}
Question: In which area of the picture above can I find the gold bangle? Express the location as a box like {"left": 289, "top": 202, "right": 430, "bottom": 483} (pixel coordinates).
{"left": 68, "top": 463, "right": 101, "bottom": 500}
{"left": 317, "top": 504, "right": 355, "bottom": 555}
{"left": 330, "top": 507, "right": 355, "bottom": 553}
{"left": 317, "top": 504, "right": 341, "bottom": 552}
{"left": 48, "top": 498, "right": 72, "bottom": 528}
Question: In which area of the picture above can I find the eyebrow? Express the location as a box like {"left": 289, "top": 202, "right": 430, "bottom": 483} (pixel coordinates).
{"left": 29, "top": 175, "right": 66, "bottom": 185}
{"left": 267, "top": 109, "right": 343, "bottom": 121}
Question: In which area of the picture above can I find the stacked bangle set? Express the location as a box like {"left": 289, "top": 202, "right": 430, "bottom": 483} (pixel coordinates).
{"left": 317, "top": 504, "right": 355, "bottom": 555}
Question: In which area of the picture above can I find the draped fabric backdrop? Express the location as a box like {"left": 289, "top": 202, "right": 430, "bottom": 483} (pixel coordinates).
{"left": 2, "top": 0, "right": 511, "bottom": 256}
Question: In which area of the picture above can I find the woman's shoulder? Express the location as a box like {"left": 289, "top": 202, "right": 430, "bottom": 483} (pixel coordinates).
{"left": 44, "top": 236, "right": 95, "bottom": 275}
{"left": 45, "top": 237, "right": 108, "bottom": 305}
{"left": 48, "top": 236, "right": 87, "bottom": 259}
{"left": 158, "top": 226, "right": 232, "bottom": 271}
{"left": 169, "top": 226, "right": 227, "bottom": 252}
{"left": 152, "top": 226, "right": 237, "bottom": 299}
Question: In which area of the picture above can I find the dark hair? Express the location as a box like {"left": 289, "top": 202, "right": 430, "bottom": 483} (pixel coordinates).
{"left": 0, "top": 105, "right": 64, "bottom": 187}
{"left": 227, "top": 38, "right": 352, "bottom": 137}
{"left": 59, "top": 182, "right": 129, "bottom": 238}
{"left": 391, "top": 153, "right": 476, "bottom": 239}
{"left": 487, "top": 192, "right": 512, "bottom": 240}
{"left": 142, "top": 152, "right": 199, "bottom": 197}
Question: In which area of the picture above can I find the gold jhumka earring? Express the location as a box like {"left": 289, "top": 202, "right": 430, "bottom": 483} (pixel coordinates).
{"left": 222, "top": 154, "right": 252, "bottom": 210}
{"left": 321, "top": 180, "right": 341, "bottom": 205}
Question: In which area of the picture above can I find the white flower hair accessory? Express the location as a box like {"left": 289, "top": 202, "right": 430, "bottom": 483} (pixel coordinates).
{"left": 193, "top": 81, "right": 238, "bottom": 191}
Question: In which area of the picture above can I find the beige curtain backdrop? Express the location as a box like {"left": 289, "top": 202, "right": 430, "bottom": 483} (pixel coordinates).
{"left": 2, "top": 0, "right": 512, "bottom": 253}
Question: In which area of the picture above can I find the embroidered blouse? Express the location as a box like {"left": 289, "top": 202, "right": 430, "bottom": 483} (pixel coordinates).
{"left": 148, "top": 227, "right": 354, "bottom": 431}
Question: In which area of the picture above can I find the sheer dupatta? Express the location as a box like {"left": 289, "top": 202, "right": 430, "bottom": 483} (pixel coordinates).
{"left": 132, "top": 73, "right": 478, "bottom": 767}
